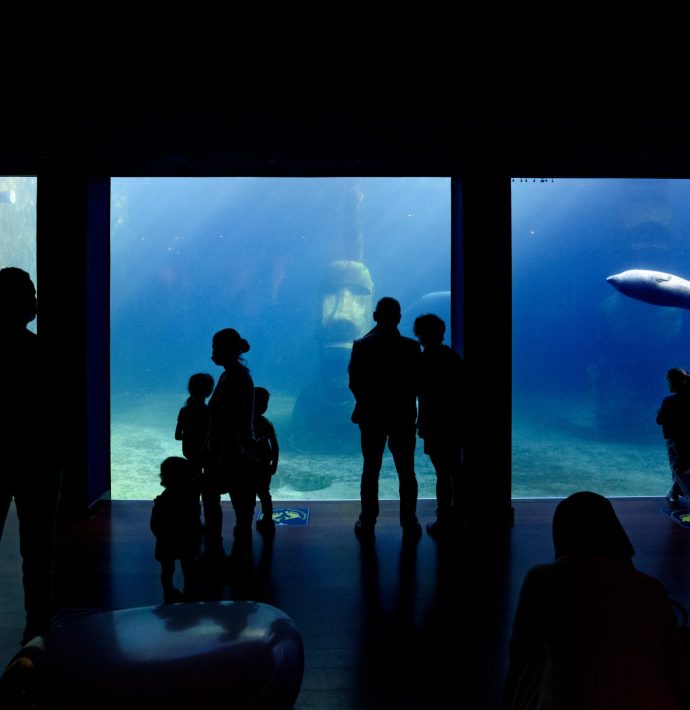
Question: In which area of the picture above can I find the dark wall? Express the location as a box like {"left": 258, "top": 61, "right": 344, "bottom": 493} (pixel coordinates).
{"left": 35, "top": 164, "right": 110, "bottom": 519}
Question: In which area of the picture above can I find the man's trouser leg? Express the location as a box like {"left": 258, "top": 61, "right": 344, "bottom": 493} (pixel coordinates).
{"left": 389, "top": 425, "right": 418, "bottom": 527}
{"left": 201, "top": 472, "right": 225, "bottom": 556}
{"left": 359, "top": 426, "right": 387, "bottom": 526}
{"left": 15, "top": 467, "right": 61, "bottom": 639}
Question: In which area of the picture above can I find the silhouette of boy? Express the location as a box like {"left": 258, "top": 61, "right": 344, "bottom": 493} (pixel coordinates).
{"left": 150, "top": 456, "right": 203, "bottom": 603}
{"left": 175, "top": 372, "right": 214, "bottom": 469}
{"left": 253, "top": 386, "right": 279, "bottom": 534}
{"left": 413, "top": 313, "right": 466, "bottom": 538}
{"left": 348, "top": 296, "right": 422, "bottom": 541}
{"left": 0, "top": 267, "right": 63, "bottom": 643}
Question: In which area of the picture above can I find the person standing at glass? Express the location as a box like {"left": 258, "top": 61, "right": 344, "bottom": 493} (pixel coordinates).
{"left": 150, "top": 456, "right": 203, "bottom": 603}
{"left": 656, "top": 367, "right": 690, "bottom": 508}
{"left": 0, "top": 267, "right": 63, "bottom": 643}
{"left": 413, "top": 313, "right": 466, "bottom": 538}
{"left": 348, "top": 296, "right": 422, "bottom": 541}
{"left": 175, "top": 372, "right": 214, "bottom": 471}
{"left": 253, "top": 386, "right": 279, "bottom": 535}
{"left": 202, "top": 328, "right": 256, "bottom": 560}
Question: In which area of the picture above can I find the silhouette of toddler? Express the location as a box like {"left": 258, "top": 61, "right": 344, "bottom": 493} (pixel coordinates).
{"left": 150, "top": 457, "right": 203, "bottom": 603}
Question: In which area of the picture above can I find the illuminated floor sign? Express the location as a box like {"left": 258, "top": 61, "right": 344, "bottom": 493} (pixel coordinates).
{"left": 660, "top": 509, "right": 690, "bottom": 528}
{"left": 260, "top": 508, "right": 310, "bottom": 526}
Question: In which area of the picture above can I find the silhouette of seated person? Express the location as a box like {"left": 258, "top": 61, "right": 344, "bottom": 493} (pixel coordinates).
{"left": 348, "top": 296, "right": 422, "bottom": 540}
{"left": 413, "top": 313, "right": 466, "bottom": 538}
{"left": 502, "top": 491, "right": 690, "bottom": 710}
{"left": 0, "top": 267, "right": 62, "bottom": 644}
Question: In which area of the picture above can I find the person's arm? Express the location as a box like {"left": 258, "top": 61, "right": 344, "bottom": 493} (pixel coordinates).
{"left": 348, "top": 340, "right": 368, "bottom": 424}
{"left": 175, "top": 407, "right": 185, "bottom": 441}
{"left": 268, "top": 423, "right": 279, "bottom": 474}
{"left": 656, "top": 396, "right": 672, "bottom": 426}
{"left": 348, "top": 340, "right": 363, "bottom": 400}
{"left": 657, "top": 586, "right": 690, "bottom": 705}
{"left": 150, "top": 498, "right": 161, "bottom": 537}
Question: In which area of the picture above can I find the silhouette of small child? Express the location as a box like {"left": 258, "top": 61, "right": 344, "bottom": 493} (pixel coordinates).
{"left": 175, "top": 373, "right": 214, "bottom": 468}
{"left": 150, "top": 457, "right": 203, "bottom": 603}
{"left": 253, "top": 386, "right": 279, "bottom": 534}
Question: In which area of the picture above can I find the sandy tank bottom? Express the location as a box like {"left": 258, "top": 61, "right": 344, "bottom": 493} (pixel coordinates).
{"left": 110, "top": 392, "right": 671, "bottom": 501}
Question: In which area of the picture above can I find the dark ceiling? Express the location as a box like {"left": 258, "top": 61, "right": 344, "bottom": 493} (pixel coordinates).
{"left": 3, "top": 31, "right": 690, "bottom": 177}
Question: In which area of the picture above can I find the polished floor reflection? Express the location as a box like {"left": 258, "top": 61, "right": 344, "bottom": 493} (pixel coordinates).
{"left": 2, "top": 497, "right": 689, "bottom": 709}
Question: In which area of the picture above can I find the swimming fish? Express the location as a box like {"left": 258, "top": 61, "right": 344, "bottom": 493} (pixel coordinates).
{"left": 606, "top": 269, "right": 690, "bottom": 310}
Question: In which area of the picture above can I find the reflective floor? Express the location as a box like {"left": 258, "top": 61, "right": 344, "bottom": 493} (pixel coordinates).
{"left": 2, "top": 497, "right": 689, "bottom": 709}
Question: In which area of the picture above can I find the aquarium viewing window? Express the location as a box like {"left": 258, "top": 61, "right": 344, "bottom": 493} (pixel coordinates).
{"left": 110, "top": 177, "right": 451, "bottom": 500}
{"left": 0, "top": 176, "right": 37, "bottom": 333}
{"left": 512, "top": 177, "right": 690, "bottom": 498}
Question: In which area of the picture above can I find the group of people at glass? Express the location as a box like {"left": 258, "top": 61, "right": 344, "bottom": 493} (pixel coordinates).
{"left": 5, "top": 263, "right": 690, "bottom": 709}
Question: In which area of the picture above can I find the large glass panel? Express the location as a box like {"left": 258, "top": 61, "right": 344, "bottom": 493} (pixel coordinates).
{"left": 0, "top": 177, "right": 37, "bottom": 332}
{"left": 111, "top": 177, "right": 451, "bottom": 500}
{"left": 512, "top": 178, "right": 690, "bottom": 497}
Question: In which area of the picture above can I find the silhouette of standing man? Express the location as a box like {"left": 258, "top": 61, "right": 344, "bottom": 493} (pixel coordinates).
{"left": 348, "top": 296, "right": 422, "bottom": 541}
{"left": 0, "top": 267, "right": 62, "bottom": 644}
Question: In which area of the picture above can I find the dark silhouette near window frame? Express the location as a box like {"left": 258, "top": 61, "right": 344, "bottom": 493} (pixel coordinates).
{"left": 0, "top": 267, "right": 63, "bottom": 644}
{"left": 657, "top": 367, "right": 690, "bottom": 509}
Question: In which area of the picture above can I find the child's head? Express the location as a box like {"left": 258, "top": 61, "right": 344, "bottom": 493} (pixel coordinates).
{"left": 254, "top": 386, "right": 270, "bottom": 415}
{"left": 159, "top": 456, "right": 196, "bottom": 488}
{"left": 188, "top": 372, "right": 214, "bottom": 399}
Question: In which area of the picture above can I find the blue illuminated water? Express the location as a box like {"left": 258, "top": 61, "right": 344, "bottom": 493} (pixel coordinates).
{"left": 110, "top": 176, "right": 689, "bottom": 502}
{"left": 110, "top": 177, "right": 449, "bottom": 500}
{"left": 512, "top": 178, "right": 690, "bottom": 498}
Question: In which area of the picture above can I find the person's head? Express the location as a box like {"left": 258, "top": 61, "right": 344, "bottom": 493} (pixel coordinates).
{"left": 159, "top": 456, "right": 196, "bottom": 489}
{"left": 188, "top": 372, "right": 214, "bottom": 399}
{"left": 211, "top": 328, "right": 250, "bottom": 367}
{"left": 413, "top": 313, "right": 446, "bottom": 348}
{"left": 552, "top": 491, "right": 635, "bottom": 564}
{"left": 254, "top": 386, "right": 270, "bottom": 415}
{"left": 0, "top": 267, "right": 37, "bottom": 331}
{"left": 373, "top": 296, "right": 401, "bottom": 328}
{"left": 666, "top": 367, "right": 690, "bottom": 394}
